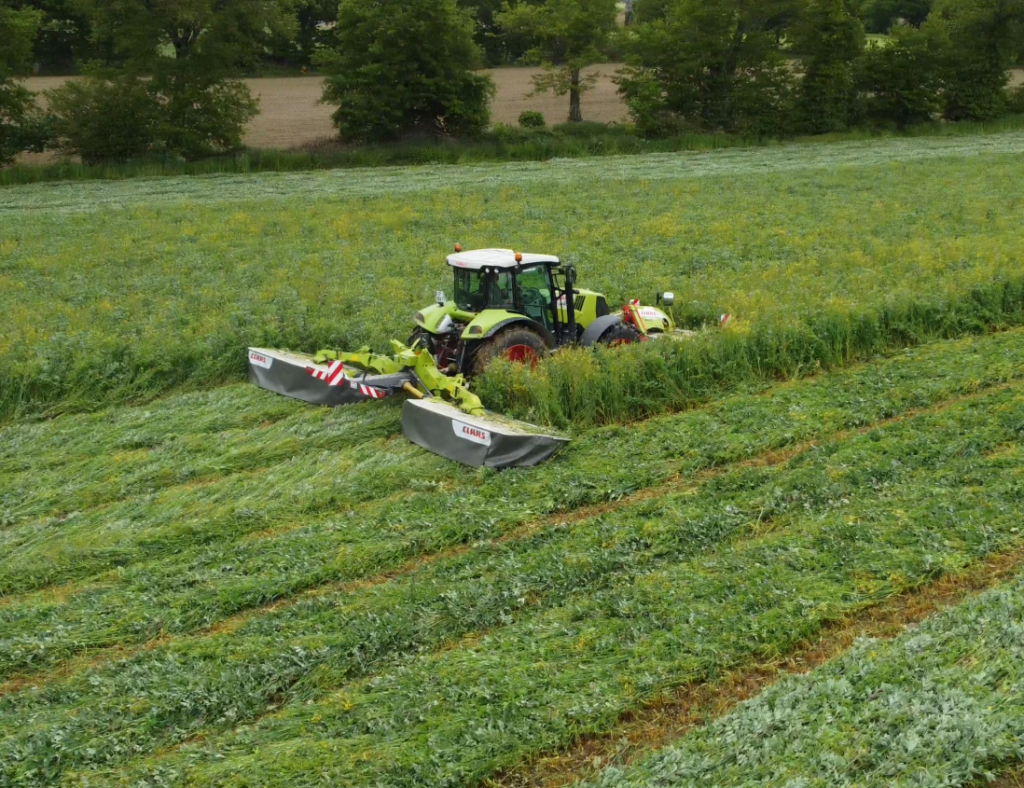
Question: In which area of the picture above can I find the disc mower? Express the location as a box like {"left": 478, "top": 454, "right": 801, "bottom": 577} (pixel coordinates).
{"left": 248, "top": 247, "right": 677, "bottom": 469}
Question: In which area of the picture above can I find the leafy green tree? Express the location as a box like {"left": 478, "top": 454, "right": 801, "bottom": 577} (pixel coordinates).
{"left": 793, "top": 0, "right": 866, "bottom": 133}
{"left": 632, "top": 0, "right": 673, "bottom": 23}
{"left": 0, "top": 4, "right": 48, "bottom": 164}
{"left": 457, "top": 0, "right": 541, "bottom": 66}
{"left": 318, "top": 0, "right": 494, "bottom": 143}
{"left": 497, "top": 0, "right": 618, "bottom": 122}
{"left": 862, "top": 0, "right": 932, "bottom": 32}
{"left": 0, "top": 0, "right": 96, "bottom": 74}
{"left": 930, "top": 0, "right": 1024, "bottom": 121}
{"left": 857, "top": 22, "right": 944, "bottom": 126}
{"left": 78, "top": 0, "right": 297, "bottom": 73}
{"left": 265, "top": 0, "right": 337, "bottom": 69}
{"left": 618, "top": 0, "right": 802, "bottom": 136}
{"left": 71, "top": 0, "right": 296, "bottom": 158}
{"left": 46, "top": 73, "right": 158, "bottom": 162}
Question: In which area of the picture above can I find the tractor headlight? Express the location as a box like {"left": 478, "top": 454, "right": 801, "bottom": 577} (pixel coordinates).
{"left": 414, "top": 312, "right": 424, "bottom": 324}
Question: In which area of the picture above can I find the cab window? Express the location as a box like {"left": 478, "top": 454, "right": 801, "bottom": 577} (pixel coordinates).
{"left": 487, "top": 271, "right": 515, "bottom": 310}
{"left": 454, "top": 269, "right": 514, "bottom": 311}
{"left": 515, "top": 265, "right": 554, "bottom": 329}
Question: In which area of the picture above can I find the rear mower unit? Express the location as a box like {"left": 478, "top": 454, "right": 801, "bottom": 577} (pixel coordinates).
{"left": 248, "top": 247, "right": 677, "bottom": 468}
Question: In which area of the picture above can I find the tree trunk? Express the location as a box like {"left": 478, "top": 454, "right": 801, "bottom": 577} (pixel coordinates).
{"left": 568, "top": 67, "right": 582, "bottom": 123}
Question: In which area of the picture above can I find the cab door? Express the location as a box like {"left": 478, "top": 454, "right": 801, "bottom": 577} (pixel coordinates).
{"left": 514, "top": 265, "right": 556, "bottom": 332}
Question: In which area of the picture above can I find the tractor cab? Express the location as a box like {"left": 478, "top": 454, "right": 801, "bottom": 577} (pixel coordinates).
{"left": 411, "top": 247, "right": 670, "bottom": 377}
{"left": 446, "top": 248, "right": 577, "bottom": 342}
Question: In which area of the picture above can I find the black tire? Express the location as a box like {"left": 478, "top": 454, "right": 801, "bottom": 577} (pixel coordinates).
{"left": 408, "top": 328, "right": 433, "bottom": 353}
{"left": 469, "top": 327, "right": 549, "bottom": 377}
{"left": 597, "top": 322, "right": 642, "bottom": 347}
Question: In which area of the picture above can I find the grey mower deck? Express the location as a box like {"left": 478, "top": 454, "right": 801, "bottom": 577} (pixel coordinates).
{"left": 401, "top": 399, "right": 570, "bottom": 468}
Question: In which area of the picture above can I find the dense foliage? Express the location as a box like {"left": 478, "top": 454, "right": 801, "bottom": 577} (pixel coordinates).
{"left": 0, "top": 4, "right": 48, "bottom": 165}
{"left": 619, "top": 0, "right": 1024, "bottom": 137}
{"left": 318, "top": 0, "right": 494, "bottom": 142}
{"left": 1, "top": 0, "right": 1023, "bottom": 162}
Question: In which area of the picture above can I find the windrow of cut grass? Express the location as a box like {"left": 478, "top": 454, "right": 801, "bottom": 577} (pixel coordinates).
{"left": 586, "top": 569, "right": 1024, "bottom": 788}
{"left": 2, "top": 133, "right": 1024, "bottom": 421}
{"left": 2, "top": 329, "right": 1022, "bottom": 683}
{"left": 0, "top": 387, "right": 412, "bottom": 527}
{"left": 51, "top": 382, "right": 1024, "bottom": 788}
{"left": 6, "top": 340, "right": 1023, "bottom": 786}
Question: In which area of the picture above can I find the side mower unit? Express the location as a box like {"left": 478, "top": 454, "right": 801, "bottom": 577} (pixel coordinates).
{"left": 247, "top": 247, "right": 682, "bottom": 469}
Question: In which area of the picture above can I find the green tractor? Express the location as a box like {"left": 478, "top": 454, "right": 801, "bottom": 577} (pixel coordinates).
{"left": 410, "top": 247, "right": 675, "bottom": 376}
{"left": 247, "top": 247, "right": 677, "bottom": 469}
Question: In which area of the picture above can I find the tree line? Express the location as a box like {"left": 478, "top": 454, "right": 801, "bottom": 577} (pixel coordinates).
{"left": 1, "top": 0, "right": 1023, "bottom": 167}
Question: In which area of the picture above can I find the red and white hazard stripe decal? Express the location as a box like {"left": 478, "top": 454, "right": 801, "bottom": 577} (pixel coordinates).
{"left": 358, "top": 384, "right": 386, "bottom": 399}
{"left": 305, "top": 360, "right": 348, "bottom": 387}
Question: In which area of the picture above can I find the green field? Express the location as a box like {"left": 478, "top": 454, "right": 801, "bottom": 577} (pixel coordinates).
{"left": 4, "top": 132, "right": 1024, "bottom": 787}
{"left": 3, "top": 132, "right": 1024, "bottom": 421}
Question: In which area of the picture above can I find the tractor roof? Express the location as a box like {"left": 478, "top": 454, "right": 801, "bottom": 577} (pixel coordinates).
{"left": 447, "top": 249, "right": 560, "bottom": 271}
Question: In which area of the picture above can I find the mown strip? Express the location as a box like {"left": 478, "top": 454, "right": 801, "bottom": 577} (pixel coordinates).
{"left": 488, "top": 548, "right": 1024, "bottom": 788}
{"left": 1, "top": 330, "right": 1021, "bottom": 682}
{"left": 990, "top": 767, "right": 1024, "bottom": 787}
{"left": 41, "top": 384, "right": 1024, "bottom": 788}
{"left": 0, "top": 385, "right": 360, "bottom": 524}
{"left": 4, "top": 373, "right": 1007, "bottom": 786}
{"left": 583, "top": 567, "right": 1024, "bottom": 787}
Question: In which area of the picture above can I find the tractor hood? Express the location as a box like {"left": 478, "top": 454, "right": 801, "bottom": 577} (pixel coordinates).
{"left": 414, "top": 302, "right": 476, "bottom": 334}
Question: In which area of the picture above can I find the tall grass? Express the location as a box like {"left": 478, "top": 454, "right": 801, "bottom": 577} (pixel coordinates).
{"left": 477, "top": 277, "right": 1024, "bottom": 427}
{"left": 4, "top": 133, "right": 1024, "bottom": 423}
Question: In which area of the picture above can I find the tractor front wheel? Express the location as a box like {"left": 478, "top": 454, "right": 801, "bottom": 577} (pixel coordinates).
{"left": 469, "top": 327, "right": 548, "bottom": 376}
{"left": 408, "top": 328, "right": 432, "bottom": 352}
{"left": 598, "top": 322, "right": 642, "bottom": 347}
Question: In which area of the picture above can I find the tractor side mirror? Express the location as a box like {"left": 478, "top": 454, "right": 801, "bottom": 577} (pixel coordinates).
{"left": 436, "top": 291, "right": 446, "bottom": 306}
{"left": 659, "top": 292, "right": 675, "bottom": 307}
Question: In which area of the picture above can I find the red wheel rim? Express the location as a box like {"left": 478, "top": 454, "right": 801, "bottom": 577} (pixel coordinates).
{"left": 503, "top": 345, "right": 539, "bottom": 368}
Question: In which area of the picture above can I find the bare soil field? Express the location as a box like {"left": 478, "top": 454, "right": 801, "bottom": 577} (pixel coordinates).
{"left": 16, "top": 65, "right": 1024, "bottom": 164}
{"left": 20, "top": 65, "right": 628, "bottom": 161}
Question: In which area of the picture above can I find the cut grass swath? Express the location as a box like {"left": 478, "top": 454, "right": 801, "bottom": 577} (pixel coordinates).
{"left": 1, "top": 330, "right": 1022, "bottom": 682}
{"left": 585, "top": 568, "right": 1024, "bottom": 788}
{"left": 491, "top": 546, "right": 1024, "bottom": 788}
{"left": 5, "top": 382, "right": 1024, "bottom": 788}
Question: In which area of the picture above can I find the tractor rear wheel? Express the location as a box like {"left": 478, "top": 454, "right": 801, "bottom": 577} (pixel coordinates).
{"left": 469, "top": 327, "right": 548, "bottom": 376}
{"left": 598, "top": 322, "right": 642, "bottom": 347}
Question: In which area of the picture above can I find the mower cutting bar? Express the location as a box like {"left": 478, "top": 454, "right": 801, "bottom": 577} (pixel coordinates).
{"left": 247, "top": 348, "right": 417, "bottom": 407}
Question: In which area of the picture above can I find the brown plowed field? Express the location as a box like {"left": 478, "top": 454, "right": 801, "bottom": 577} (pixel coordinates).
{"left": 20, "top": 65, "right": 629, "bottom": 161}
{"left": 17, "top": 65, "right": 1024, "bottom": 164}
